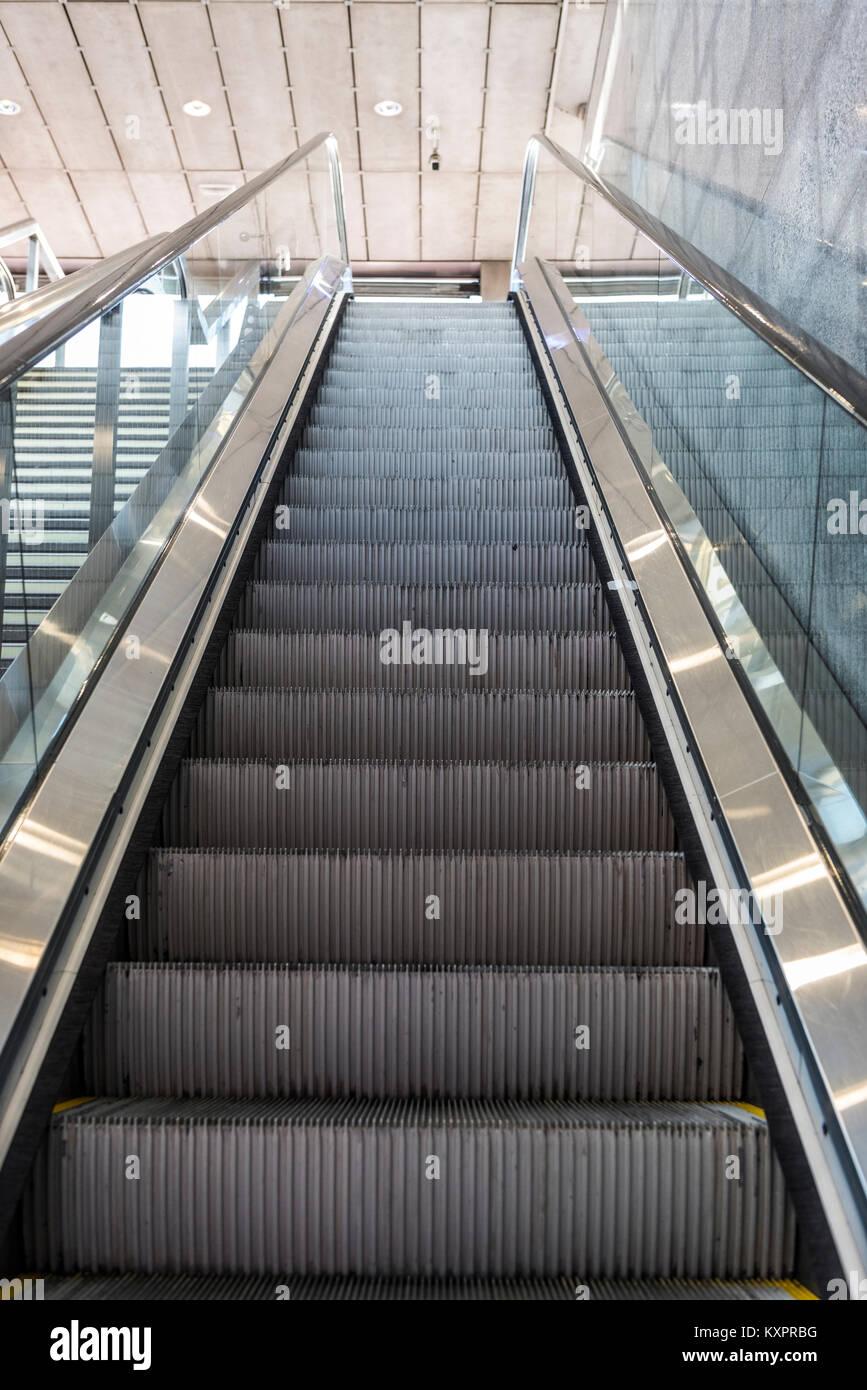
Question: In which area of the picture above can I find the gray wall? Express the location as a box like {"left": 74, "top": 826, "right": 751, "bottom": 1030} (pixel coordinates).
{"left": 582, "top": 0, "right": 866, "bottom": 372}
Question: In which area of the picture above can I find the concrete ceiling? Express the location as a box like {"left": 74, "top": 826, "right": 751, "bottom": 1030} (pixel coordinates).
{"left": 0, "top": 0, "right": 612, "bottom": 271}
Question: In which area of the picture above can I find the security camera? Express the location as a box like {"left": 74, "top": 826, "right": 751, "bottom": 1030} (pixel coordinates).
{"left": 428, "top": 148, "right": 441, "bottom": 171}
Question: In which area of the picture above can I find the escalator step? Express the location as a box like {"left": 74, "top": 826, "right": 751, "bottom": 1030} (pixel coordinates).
{"left": 291, "top": 450, "right": 562, "bottom": 478}
{"left": 136, "top": 848, "right": 696, "bottom": 966}
{"left": 302, "top": 426, "right": 559, "bottom": 452}
{"left": 254, "top": 540, "right": 594, "bottom": 581}
{"left": 86, "top": 962, "right": 742, "bottom": 1101}
{"left": 190, "top": 688, "right": 650, "bottom": 762}
{"left": 235, "top": 581, "right": 611, "bottom": 632}
{"left": 25, "top": 1097, "right": 794, "bottom": 1279}
{"left": 161, "top": 759, "right": 676, "bottom": 852}
{"left": 280, "top": 475, "right": 574, "bottom": 507}
{"left": 38, "top": 1272, "right": 810, "bottom": 1301}
{"left": 215, "top": 629, "right": 631, "bottom": 691}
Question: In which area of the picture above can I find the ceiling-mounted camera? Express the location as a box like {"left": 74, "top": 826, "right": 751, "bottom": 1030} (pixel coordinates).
{"left": 425, "top": 114, "right": 441, "bottom": 171}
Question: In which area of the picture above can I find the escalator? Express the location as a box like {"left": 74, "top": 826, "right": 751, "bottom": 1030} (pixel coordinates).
{"left": 9, "top": 298, "right": 796, "bottom": 1297}
{"left": 1, "top": 131, "right": 866, "bottom": 1308}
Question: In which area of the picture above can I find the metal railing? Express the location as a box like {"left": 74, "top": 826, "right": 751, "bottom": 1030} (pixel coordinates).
{"left": 0, "top": 218, "right": 65, "bottom": 301}
{"left": 511, "top": 132, "right": 867, "bottom": 428}
{"left": 512, "top": 138, "right": 867, "bottom": 1277}
{"left": 0, "top": 129, "right": 352, "bottom": 810}
{"left": 0, "top": 131, "right": 351, "bottom": 397}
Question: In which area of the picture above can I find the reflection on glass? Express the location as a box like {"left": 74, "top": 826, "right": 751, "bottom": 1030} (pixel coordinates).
{"left": 0, "top": 140, "right": 347, "bottom": 833}
{"left": 521, "top": 142, "right": 867, "bottom": 908}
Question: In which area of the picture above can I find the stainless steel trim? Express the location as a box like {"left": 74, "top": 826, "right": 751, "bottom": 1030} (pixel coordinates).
{"left": 0, "top": 240, "right": 163, "bottom": 346}
{"left": 0, "top": 260, "right": 14, "bottom": 305}
{"left": 0, "top": 131, "right": 352, "bottom": 394}
{"left": 516, "top": 257, "right": 867, "bottom": 1278}
{"left": 511, "top": 133, "right": 867, "bottom": 427}
{"left": 0, "top": 259, "right": 346, "bottom": 1190}
{"left": 510, "top": 140, "right": 539, "bottom": 293}
{"left": 0, "top": 219, "right": 65, "bottom": 295}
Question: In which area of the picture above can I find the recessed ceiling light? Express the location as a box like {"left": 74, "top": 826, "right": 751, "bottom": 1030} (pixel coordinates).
{"left": 199, "top": 182, "right": 237, "bottom": 195}
{"left": 374, "top": 100, "right": 402, "bottom": 118}
{"left": 183, "top": 100, "right": 211, "bottom": 118}
{"left": 0, "top": 100, "right": 21, "bottom": 116}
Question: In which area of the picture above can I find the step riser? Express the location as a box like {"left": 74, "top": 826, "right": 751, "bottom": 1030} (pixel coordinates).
{"left": 303, "top": 428, "right": 559, "bottom": 451}
{"left": 87, "top": 965, "right": 742, "bottom": 1102}
{"left": 215, "top": 631, "right": 632, "bottom": 692}
{"left": 281, "top": 478, "right": 574, "bottom": 507}
{"left": 36, "top": 1272, "right": 806, "bottom": 1301}
{"left": 307, "top": 406, "right": 552, "bottom": 429}
{"left": 264, "top": 511, "right": 584, "bottom": 544}
{"left": 255, "top": 541, "right": 594, "bottom": 582}
{"left": 292, "top": 453, "right": 562, "bottom": 479}
{"left": 137, "top": 849, "right": 697, "bottom": 966}
{"left": 235, "top": 583, "right": 612, "bottom": 633}
{"left": 161, "top": 762, "right": 676, "bottom": 852}
{"left": 25, "top": 1108, "right": 794, "bottom": 1278}
{"left": 190, "top": 690, "right": 650, "bottom": 763}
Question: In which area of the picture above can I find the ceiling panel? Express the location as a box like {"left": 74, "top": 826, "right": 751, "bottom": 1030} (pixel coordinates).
{"left": 353, "top": 3, "right": 418, "bottom": 173}
{"left": 68, "top": 2, "right": 179, "bottom": 173}
{"left": 421, "top": 171, "right": 476, "bottom": 260}
{"left": 0, "top": 169, "right": 29, "bottom": 233}
{"left": 282, "top": 3, "right": 358, "bottom": 172}
{"left": 0, "top": 32, "right": 59, "bottom": 169}
{"left": 363, "top": 171, "right": 418, "bottom": 260}
{"left": 72, "top": 171, "right": 148, "bottom": 255}
{"left": 482, "top": 3, "right": 558, "bottom": 172}
{"left": 0, "top": 1, "right": 119, "bottom": 170}
{"left": 210, "top": 2, "right": 298, "bottom": 170}
{"left": 139, "top": 1, "right": 239, "bottom": 170}
{"left": 129, "top": 170, "right": 195, "bottom": 237}
{"left": 555, "top": 2, "right": 605, "bottom": 111}
{"left": 0, "top": 0, "right": 615, "bottom": 271}
{"left": 420, "top": 3, "right": 488, "bottom": 174}
{"left": 12, "top": 168, "right": 99, "bottom": 258}
{"left": 476, "top": 172, "right": 522, "bottom": 259}
{"left": 189, "top": 169, "right": 249, "bottom": 219}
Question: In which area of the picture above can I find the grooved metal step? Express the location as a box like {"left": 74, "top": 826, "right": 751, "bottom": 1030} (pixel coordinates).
{"left": 86, "top": 963, "right": 742, "bottom": 1101}
{"left": 190, "top": 688, "right": 650, "bottom": 762}
{"left": 235, "top": 582, "right": 611, "bottom": 632}
{"left": 25, "top": 1098, "right": 794, "bottom": 1278}
{"left": 37, "top": 1272, "right": 809, "bottom": 1301}
{"left": 280, "top": 475, "right": 574, "bottom": 507}
{"left": 291, "top": 451, "right": 562, "bottom": 478}
{"left": 214, "top": 630, "right": 631, "bottom": 691}
{"left": 161, "top": 759, "right": 676, "bottom": 851}
{"left": 255, "top": 540, "right": 595, "bottom": 582}
{"left": 20, "top": 298, "right": 795, "bottom": 1296}
{"left": 266, "top": 506, "right": 583, "bottom": 543}
{"left": 135, "top": 848, "right": 696, "bottom": 966}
